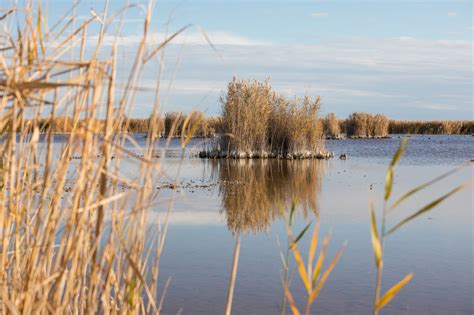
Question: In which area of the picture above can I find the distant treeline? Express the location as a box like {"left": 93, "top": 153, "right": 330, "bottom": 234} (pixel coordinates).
{"left": 388, "top": 120, "right": 474, "bottom": 135}
{"left": 22, "top": 112, "right": 473, "bottom": 137}
{"left": 21, "top": 114, "right": 221, "bottom": 137}
{"left": 323, "top": 112, "right": 473, "bottom": 137}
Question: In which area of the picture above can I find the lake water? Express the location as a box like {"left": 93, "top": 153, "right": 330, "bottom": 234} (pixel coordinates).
{"left": 53, "top": 134, "right": 474, "bottom": 314}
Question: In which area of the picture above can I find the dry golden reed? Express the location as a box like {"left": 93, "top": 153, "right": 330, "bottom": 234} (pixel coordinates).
{"left": 0, "top": 1, "right": 194, "bottom": 313}
{"left": 322, "top": 112, "right": 341, "bottom": 138}
{"left": 344, "top": 112, "right": 389, "bottom": 138}
{"left": 215, "top": 78, "right": 327, "bottom": 158}
{"left": 388, "top": 120, "right": 474, "bottom": 135}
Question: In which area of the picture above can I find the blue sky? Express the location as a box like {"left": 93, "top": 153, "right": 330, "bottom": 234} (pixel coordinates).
{"left": 45, "top": 1, "right": 472, "bottom": 119}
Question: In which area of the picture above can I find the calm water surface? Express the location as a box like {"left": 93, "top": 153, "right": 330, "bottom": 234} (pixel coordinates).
{"left": 54, "top": 134, "right": 474, "bottom": 314}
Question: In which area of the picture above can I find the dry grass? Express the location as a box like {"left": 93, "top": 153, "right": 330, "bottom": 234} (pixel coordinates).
{"left": 0, "top": 2, "right": 190, "bottom": 312}
{"left": 1, "top": 2, "right": 472, "bottom": 314}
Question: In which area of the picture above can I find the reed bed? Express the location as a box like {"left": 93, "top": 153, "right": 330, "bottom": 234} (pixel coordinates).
{"left": 344, "top": 112, "right": 390, "bottom": 138}
{"left": 0, "top": 2, "right": 190, "bottom": 313}
{"left": 334, "top": 116, "right": 473, "bottom": 137}
{"left": 388, "top": 120, "right": 474, "bottom": 135}
{"left": 21, "top": 114, "right": 473, "bottom": 137}
{"left": 322, "top": 112, "right": 342, "bottom": 139}
{"left": 201, "top": 78, "right": 331, "bottom": 159}
{"left": 21, "top": 113, "right": 217, "bottom": 137}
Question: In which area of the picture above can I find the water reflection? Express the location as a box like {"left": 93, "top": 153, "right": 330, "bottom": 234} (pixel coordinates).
{"left": 210, "top": 159, "right": 325, "bottom": 234}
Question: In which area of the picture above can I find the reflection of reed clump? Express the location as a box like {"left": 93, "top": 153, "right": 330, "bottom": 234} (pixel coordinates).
{"left": 214, "top": 159, "right": 325, "bottom": 234}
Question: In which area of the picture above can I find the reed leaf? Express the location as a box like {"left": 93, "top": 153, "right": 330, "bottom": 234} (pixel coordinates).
{"left": 284, "top": 286, "right": 301, "bottom": 315}
{"left": 290, "top": 222, "right": 311, "bottom": 248}
{"left": 0, "top": 8, "right": 15, "bottom": 21}
{"left": 389, "top": 137, "right": 407, "bottom": 168}
{"left": 389, "top": 161, "right": 472, "bottom": 210}
{"left": 312, "top": 235, "right": 330, "bottom": 287}
{"left": 369, "top": 203, "right": 382, "bottom": 268}
{"left": 384, "top": 168, "right": 394, "bottom": 201}
{"left": 144, "top": 24, "right": 192, "bottom": 63}
{"left": 384, "top": 137, "right": 407, "bottom": 200}
{"left": 307, "top": 220, "right": 320, "bottom": 278}
{"left": 387, "top": 181, "right": 473, "bottom": 235}
{"left": 290, "top": 242, "right": 312, "bottom": 293}
{"left": 289, "top": 200, "right": 296, "bottom": 227}
{"left": 308, "top": 244, "right": 345, "bottom": 304}
{"left": 376, "top": 273, "right": 413, "bottom": 310}
{"left": 37, "top": 3, "right": 45, "bottom": 57}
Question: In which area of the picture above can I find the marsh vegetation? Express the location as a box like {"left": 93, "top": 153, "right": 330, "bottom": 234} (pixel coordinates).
{"left": 200, "top": 78, "right": 330, "bottom": 159}
{"left": 1, "top": 2, "right": 472, "bottom": 315}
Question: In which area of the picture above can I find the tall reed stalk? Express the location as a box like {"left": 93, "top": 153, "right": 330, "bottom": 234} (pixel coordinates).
{"left": 0, "top": 1, "right": 192, "bottom": 312}
{"left": 369, "top": 138, "right": 472, "bottom": 314}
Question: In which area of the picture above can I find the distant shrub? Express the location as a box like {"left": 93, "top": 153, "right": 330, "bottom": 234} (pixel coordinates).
{"left": 268, "top": 95, "right": 323, "bottom": 154}
{"left": 372, "top": 114, "right": 389, "bottom": 137}
{"left": 323, "top": 113, "right": 341, "bottom": 138}
{"left": 346, "top": 112, "right": 372, "bottom": 138}
{"left": 346, "top": 112, "right": 389, "bottom": 138}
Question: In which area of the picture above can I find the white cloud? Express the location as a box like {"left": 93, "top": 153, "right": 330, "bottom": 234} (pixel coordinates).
{"left": 88, "top": 30, "right": 270, "bottom": 47}
{"left": 103, "top": 35, "right": 472, "bottom": 118}
{"left": 447, "top": 12, "right": 457, "bottom": 17}
{"left": 310, "top": 12, "right": 329, "bottom": 17}
{"left": 394, "top": 36, "right": 416, "bottom": 41}
{"left": 417, "top": 104, "right": 460, "bottom": 111}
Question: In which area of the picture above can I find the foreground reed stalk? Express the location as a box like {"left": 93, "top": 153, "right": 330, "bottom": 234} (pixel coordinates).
{"left": 0, "top": 1, "right": 195, "bottom": 312}
{"left": 369, "top": 138, "right": 472, "bottom": 314}
{"left": 225, "top": 235, "right": 241, "bottom": 315}
{"left": 281, "top": 203, "right": 345, "bottom": 315}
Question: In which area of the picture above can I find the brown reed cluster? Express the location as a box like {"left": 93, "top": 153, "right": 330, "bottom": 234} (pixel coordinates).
{"left": 322, "top": 113, "right": 342, "bottom": 139}
{"left": 209, "top": 78, "right": 328, "bottom": 159}
{"left": 343, "top": 112, "right": 390, "bottom": 138}
{"left": 323, "top": 113, "right": 473, "bottom": 138}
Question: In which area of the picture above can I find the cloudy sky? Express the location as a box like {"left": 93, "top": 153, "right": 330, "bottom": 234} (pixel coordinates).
{"left": 46, "top": 0, "right": 472, "bottom": 119}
